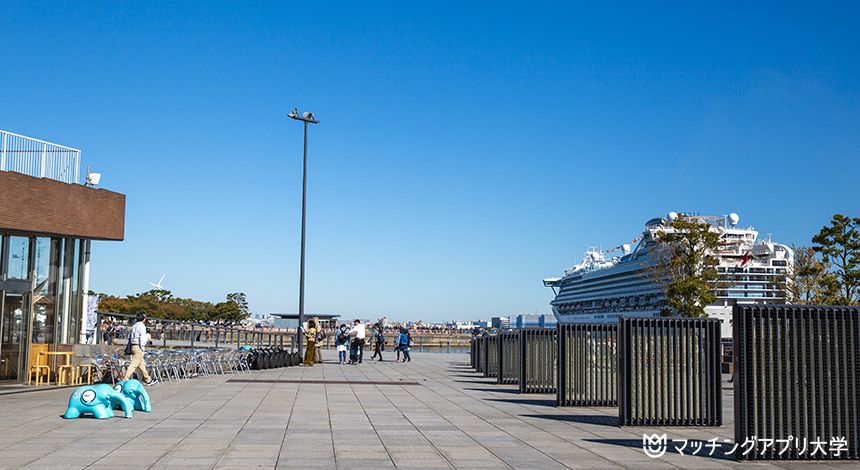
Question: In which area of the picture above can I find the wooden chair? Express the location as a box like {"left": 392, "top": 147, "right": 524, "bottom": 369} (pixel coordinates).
{"left": 57, "top": 363, "right": 77, "bottom": 385}
{"left": 28, "top": 344, "right": 50, "bottom": 385}
{"left": 76, "top": 364, "right": 95, "bottom": 385}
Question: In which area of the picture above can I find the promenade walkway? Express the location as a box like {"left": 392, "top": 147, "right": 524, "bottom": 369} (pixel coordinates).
{"left": 0, "top": 351, "right": 852, "bottom": 469}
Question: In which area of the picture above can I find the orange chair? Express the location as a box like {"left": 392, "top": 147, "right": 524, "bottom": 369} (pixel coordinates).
{"left": 28, "top": 344, "right": 50, "bottom": 385}
{"left": 57, "top": 364, "right": 77, "bottom": 385}
{"left": 76, "top": 364, "right": 95, "bottom": 385}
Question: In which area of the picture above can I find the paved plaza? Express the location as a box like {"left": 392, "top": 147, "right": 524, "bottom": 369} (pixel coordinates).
{"left": 0, "top": 351, "right": 854, "bottom": 469}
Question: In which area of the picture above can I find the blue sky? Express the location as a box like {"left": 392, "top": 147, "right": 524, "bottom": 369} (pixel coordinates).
{"left": 2, "top": 2, "right": 859, "bottom": 322}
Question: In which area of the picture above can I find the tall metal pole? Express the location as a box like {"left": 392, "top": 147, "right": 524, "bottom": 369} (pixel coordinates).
{"left": 288, "top": 108, "right": 318, "bottom": 360}
{"left": 298, "top": 121, "right": 308, "bottom": 358}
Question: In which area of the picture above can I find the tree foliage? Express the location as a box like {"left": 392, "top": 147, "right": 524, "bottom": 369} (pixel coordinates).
{"left": 653, "top": 216, "right": 721, "bottom": 318}
{"left": 812, "top": 214, "right": 860, "bottom": 305}
{"left": 97, "top": 290, "right": 252, "bottom": 322}
{"left": 787, "top": 246, "right": 840, "bottom": 304}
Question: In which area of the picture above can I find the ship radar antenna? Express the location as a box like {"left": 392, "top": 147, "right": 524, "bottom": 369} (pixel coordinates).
{"left": 728, "top": 213, "right": 740, "bottom": 227}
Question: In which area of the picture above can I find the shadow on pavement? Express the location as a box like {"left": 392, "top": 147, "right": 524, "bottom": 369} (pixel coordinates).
{"left": 465, "top": 387, "right": 520, "bottom": 394}
{"left": 486, "top": 397, "right": 556, "bottom": 407}
{"left": 522, "top": 413, "right": 619, "bottom": 427}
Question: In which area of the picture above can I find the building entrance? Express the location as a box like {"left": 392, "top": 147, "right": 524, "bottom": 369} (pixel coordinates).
{"left": 0, "top": 283, "right": 31, "bottom": 382}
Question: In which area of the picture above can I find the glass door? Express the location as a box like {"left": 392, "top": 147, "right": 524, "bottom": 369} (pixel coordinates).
{"left": 0, "top": 292, "right": 30, "bottom": 381}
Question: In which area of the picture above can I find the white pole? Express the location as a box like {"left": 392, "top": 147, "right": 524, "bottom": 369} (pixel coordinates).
{"left": 40, "top": 142, "right": 47, "bottom": 178}
{"left": 78, "top": 239, "right": 91, "bottom": 344}
{"left": 61, "top": 238, "right": 74, "bottom": 343}
{"left": 1, "top": 132, "right": 6, "bottom": 171}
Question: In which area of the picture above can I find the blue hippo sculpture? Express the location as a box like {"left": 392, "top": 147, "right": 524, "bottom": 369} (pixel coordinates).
{"left": 64, "top": 383, "right": 134, "bottom": 419}
{"left": 113, "top": 379, "right": 151, "bottom": 412}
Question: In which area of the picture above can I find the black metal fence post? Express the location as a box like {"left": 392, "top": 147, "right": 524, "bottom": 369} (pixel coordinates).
{"left": 498, "top": 331, "right": 520, "bottom": 385}
{"left": 483, "top": 335, "right": 499, "bottom": 378}
{"left": 733, "top": 304, "right": 860, "bottom": 461}
{"left": 557, "top": 323, "right": 618, "bottom": 406}
{"left": 519, "top": 328, "right": 557, "bottom": 394}
{"left": 618, "top": 317, "right": 722, "bottom": 427}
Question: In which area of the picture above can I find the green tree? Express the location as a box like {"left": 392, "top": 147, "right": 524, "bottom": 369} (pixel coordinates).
{"left": 96, "top": 290, "right": 252, "bottom": 322}
{"left": 226, "top": 292, "right": 251, "bottom": 319}
{"left": 788, "top": 246, "right": 841, "bottom": 304}
{"left": 653, "top": 216, "right": 721, "bottom": 317}
{"left": 812, "top": 214, "right": 860, "bottom": 305}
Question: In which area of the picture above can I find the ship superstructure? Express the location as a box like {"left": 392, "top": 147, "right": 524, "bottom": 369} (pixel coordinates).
{"left": 543, "top": 212, "right": 793, "bottom": 338}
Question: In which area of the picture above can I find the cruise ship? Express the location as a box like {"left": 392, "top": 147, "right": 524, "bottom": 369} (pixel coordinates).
{"left": 543, "top": 212, "right": 793, "bottom": 338}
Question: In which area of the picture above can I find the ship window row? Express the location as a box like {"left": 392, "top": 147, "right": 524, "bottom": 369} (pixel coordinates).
{"left": 717, "top": 267, "right": 787, "bottom": 275}
{"left": 718, "top": 275, "right": 784, "bottom": 282}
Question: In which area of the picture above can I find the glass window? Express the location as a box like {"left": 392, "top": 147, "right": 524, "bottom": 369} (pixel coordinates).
{"left": 32, "top": 238, "right": 58, "bottom": 345}
{"left": 7, "top": 236, "right": 30, "bottom": 280}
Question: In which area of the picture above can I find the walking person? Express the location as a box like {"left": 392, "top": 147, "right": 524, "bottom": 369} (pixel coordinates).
{"left": 370, "top": 323, "right": 385, "bottom": 361}
{"left": 349, "top": 319, "right": 366, "bottom": 364}
{"left": 122, "top": 311, "right": 157, "bottom": 385}
{"left": 335, "top": 323, "right": 349, "bottom": 364}
{"left": 398, "top": 327, "right": 412, "bottom": 363}
{"left": 303, "top": 319, "right": 318, "bottom": 366}
{"left": 394, "top": 327, "right": 402, "bottom": 361}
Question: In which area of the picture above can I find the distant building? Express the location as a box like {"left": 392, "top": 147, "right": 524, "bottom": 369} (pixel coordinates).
{"left": 509, "top": 314, "right": 556, "bottom": 329}
{"left": 270, "top": 313, "right": 340, "bottom": 330}
{"left": 490, "top": 316, "right": 510, "bottom": 329}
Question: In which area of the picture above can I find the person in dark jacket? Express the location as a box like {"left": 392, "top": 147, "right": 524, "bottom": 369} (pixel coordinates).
{"left": 370, "top": 323, "right": 385, "bottom": 361}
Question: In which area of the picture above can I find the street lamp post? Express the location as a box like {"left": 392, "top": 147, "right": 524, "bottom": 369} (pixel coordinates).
{"left": 288, "top": 108, "right": 319, "bottom": 359}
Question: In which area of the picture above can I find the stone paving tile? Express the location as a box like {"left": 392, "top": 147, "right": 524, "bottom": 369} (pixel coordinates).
{"left": 0, "top": 351, "right": 856, "bottom": 469}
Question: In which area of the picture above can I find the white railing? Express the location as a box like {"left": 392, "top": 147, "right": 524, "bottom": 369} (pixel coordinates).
{"left": 0, "top": 130, "right": 81, "bottom": 184}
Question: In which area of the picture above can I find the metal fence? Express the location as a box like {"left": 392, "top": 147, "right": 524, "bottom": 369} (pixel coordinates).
{"left": 483, "top": 335, "right": 499, "bottom": 378}
{"left": 733, "top": 304, "right": 860, "bottom": 460}
{"left": 519, "top": 328, "right": 556, "bottom": 394}
{"left": 96, "top": 311, "right": 296, "bottom": 351}
{"left": 470, "top": 337, "right": 478, "bottom": 368}
{"left": 498, "top": 331, "right": 520, "bottom": 385}
{"left": 618, "top": 317, "right": 722, "bottom": 427}
{"left": 558, "top": 323, "right": 618, "bottom": 406}
{"left": 474, "top": 336, "right": 484, "bottom": 373}
{"left": 0, "top": 130, "right": 80, "bottom": 184}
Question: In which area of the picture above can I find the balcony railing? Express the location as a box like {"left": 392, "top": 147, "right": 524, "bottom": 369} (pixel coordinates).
{"left": 0, "top": 130, "right": 81, "bottom": 184}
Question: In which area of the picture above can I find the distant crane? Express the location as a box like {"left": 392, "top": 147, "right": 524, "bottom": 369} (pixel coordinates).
{"left": 148, "top": 274, "right": 167, "bottom": 291}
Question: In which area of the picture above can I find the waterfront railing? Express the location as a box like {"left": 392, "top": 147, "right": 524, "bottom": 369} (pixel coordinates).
{"left": 0, "top": 130, "right": 80, "bottom": 184}
{"left": 498, "top": 331, "right": 520, "bottom": 385}
{"left": 96, "top": 311, "right": 295, "bottom": 350}
{"left": 519, "top": 328, "right": 556, "bottom": 394}
{"left": 734, "top": 304, "right": 860, "bottom": 460}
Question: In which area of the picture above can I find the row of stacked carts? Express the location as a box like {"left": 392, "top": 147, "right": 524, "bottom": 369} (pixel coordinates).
{"left": 92, "top": 346, "right": 302, "bottom": 385}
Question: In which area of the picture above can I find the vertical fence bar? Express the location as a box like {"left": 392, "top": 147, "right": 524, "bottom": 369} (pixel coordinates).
{"left": 1, "top": 131, "right": 6, "bottom": 171}
{"left": 518, "top": 328, "right": 557, "bottom": 394}
{"left": 734, "top": 304, "right": 860, "bottom": 460}
{"left": 618, "top": 317, "right": 721, "bottom": 427}
{"left": 498, "top": 331, "right": 520, "bottom": 385}
{"left": 475, "top": 336, "right": 484, "bottom": 373}
{"left": 483, "top": 335, "right": 498, "bottom": 378}
{"left": 558, "top": 323, "right": 618, "bottom": 406}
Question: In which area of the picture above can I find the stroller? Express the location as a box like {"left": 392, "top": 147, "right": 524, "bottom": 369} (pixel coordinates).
{"left": 349, "top": 338, "right": 364, "bottom": 364}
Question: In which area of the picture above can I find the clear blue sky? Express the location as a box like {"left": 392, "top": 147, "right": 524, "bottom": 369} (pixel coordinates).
{"left": 2, "top": 2, "right": 859, "bottom": 322}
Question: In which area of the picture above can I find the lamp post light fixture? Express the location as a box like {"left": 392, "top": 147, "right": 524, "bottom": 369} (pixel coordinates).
{"left": 288, "top": 108, "right": 319, "bottom": 360}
